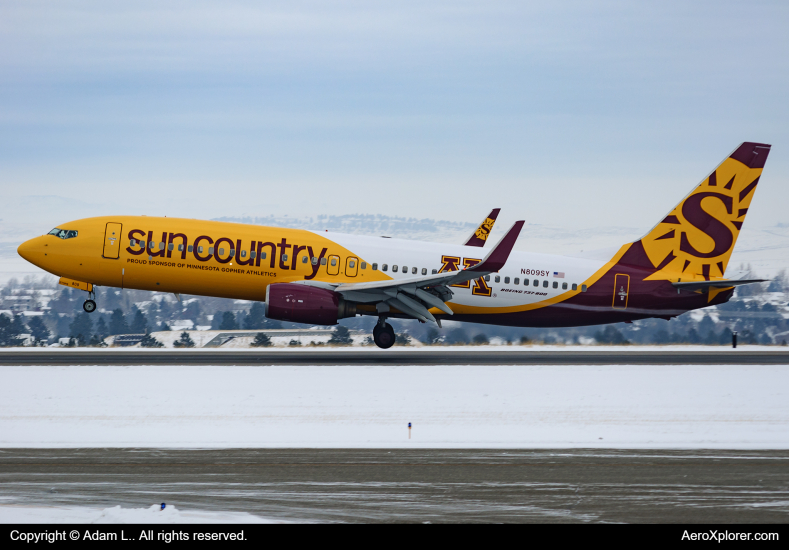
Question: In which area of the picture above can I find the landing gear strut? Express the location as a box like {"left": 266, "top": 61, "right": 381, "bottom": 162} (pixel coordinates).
{"left": 373, "top": 318, "right": 396, "bottom": 349}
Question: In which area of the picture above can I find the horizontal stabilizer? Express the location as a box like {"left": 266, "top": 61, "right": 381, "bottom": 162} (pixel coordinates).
{"left": 671, "top": 279, "right": 768, "bottom": 292}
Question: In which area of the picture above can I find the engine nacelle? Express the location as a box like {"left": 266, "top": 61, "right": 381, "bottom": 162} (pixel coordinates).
{"left": 265, "top": 283, "right": 356, "bottom": 326}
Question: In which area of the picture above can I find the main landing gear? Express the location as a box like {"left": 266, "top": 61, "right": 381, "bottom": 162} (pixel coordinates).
{"left": 373, "top": 318, "right": 395, "bottom": 349}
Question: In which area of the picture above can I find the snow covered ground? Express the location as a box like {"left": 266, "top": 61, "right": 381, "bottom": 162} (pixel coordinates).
{"left": 1, "top": 363, "right": 787, "bottom": 448}
{"left": 0, "top": 504, "right": 276, "bottom": 524}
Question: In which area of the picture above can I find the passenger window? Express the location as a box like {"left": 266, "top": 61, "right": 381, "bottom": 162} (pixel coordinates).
{"left": 553, "top": 281, "right": 558, "bottom": 289}
{"left": 572, "top": 283, "right": 577, "bottom": 291}
{"left": 505, "top": 277, "right": 510, "bottom": 284}
{"left": 284, "top": 254, "right": 290, "bottom": 263}
{"left": 392, "top": 265, "right": 399, "bottom": 272}
{"left": 178, "top": 244, "right": 184, "bottom": 252}
{"left": 412, "top": 267, "right": 417, "bottom": 274}
{"left": 261, "top": 252, "right": 267, "bottom": 259}
{"left": 302, "top": 255, "right": 308, "bottom": 263}
{"left": 582, "top": 284, "right": 588, "bottom": 292}
{"left": 218, "top": 248, "right": 224, "bottom": 255}
{"left": 198, "top": 246, "right": 203, "bottom": 253}
{"left": 320, "top": 257, "right": 327, "bottom": 265}
{"left": 421, "top": 268, "right": 426, "bottom": 275}
{"left": 372, "top": 263, "right": 378, "bottom": 270}
{"left": 543, "top": 280, "right": 548, "bottom": 288}
{"left": 188, "top": 245, "right": 193, "bottom": 252}
{"left": 241, "top": 250, "right": 247, "bottom": 258}
{"left": 311, "top": 257, "right": 317, "bottom": 265}
{"left": 329, "top": 257, "right": 335, "bottom": 266}
{"left": 250, "top": 251, "right": 256, "bottom": 258}
{"left": 432, "top": 269, "right": 437, "bottom": 274}
{"left": 362, "top": 262, "right": 367, "bottom": 269}
{"left": 495, "top": 276, "right": 500, "bottom": 283}
{"left": 562, "top": 282, "right": 567, "bottom": 290}
{"left": 168, "top": 243, "right": 174, "bottom": 251}
{"left": 402, "top": 266, "right": 407, "bottom": 273}
{"left": 130, "top": 239, "right": 136, "bottom": 246}
{"left": 159, "top": 242, "right": 165, "bottom": 250}
{"left": 349, "top": 260, "right": 356, "bottom": 268}
{"left": 149, "top": 241, "right": 155, "bottom": 248}
{"left": 484, "top": 275, "right": 490, "bottom": 282}
{"left": 382, "top": 264, "right": 388, "bottom": 271}
{"left": 533, "top": 279, "right": 538, "bottom": 286}
{"left": 229, "top": 249, "right": 235, "bottom": 257}
{"left": 514, "top": 278, "right": 520, "bottom": 285}
{"left": 209, "top": 247, "right": 214, "bottom": 254}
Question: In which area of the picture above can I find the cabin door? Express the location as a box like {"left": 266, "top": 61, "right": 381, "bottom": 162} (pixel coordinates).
{"left": 612, "top": 274, "right": 630, "bottom": 309}
{"left": 103, "top": 223, "right": 123, "bottom": 259}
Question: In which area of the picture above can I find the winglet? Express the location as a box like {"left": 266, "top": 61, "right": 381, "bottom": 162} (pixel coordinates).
{"left": 464, "top": 208, "right": 501, "bottom": 246}
{"left": 469, "top": 220, "right": 524, "bottom": 273}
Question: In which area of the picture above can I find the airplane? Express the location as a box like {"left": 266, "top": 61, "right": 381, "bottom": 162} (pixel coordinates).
{"left": 17, "top": 142, "right": 770, "bottom": 349}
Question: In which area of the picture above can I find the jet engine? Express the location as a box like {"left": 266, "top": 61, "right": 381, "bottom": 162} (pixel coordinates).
{"left": 265, "top": 283, "right": 356, "bottom": 325}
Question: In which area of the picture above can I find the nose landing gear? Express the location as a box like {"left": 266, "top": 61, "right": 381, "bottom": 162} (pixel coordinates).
{"left": 83, "top": 289, "right": 97, "bottom": 313}
{"left": 373, "top": 318, "right": 396, "bottom": 349}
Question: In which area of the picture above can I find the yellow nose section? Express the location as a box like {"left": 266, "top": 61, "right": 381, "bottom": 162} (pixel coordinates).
{"left": 17, "top": 236, "right": 46, "bottom": 267}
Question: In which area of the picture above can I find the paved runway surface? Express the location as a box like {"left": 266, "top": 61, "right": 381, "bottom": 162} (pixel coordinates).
{"left": 1, "top": 349, "right": 788, "bottom": 365}
{"left": 1, "top": 449, "right": 788, "bottom": 523}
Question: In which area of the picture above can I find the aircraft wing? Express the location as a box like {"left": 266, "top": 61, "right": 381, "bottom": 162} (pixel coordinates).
{"left": 463, "top": 208, "right": 501, "bottom": 246}
{"left": 332, "top": 221, "right": 524, "bottom": 323}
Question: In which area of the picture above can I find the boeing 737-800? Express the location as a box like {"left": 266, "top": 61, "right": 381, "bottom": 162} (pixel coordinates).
{"left": 17, "top": 142, "right": 770, "bottom": 348}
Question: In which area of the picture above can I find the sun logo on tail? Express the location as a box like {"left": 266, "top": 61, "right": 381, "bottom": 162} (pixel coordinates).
{"left": 640, "top": 143, "right": 769, "bottom": 281}
{"left": 474, "top": 218, "right": 496, "bottom": 241}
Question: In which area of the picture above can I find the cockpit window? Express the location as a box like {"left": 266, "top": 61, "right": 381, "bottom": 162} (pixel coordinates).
{"left": 48, "top": 228, "right": 78, "bottom": 239}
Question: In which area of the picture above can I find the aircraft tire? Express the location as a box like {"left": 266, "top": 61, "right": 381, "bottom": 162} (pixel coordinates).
{"left": 83, "top": 300, "right": 97, "bottom": 313}
{"left": 373, "top": 323, "right": 396, "bottom": 349}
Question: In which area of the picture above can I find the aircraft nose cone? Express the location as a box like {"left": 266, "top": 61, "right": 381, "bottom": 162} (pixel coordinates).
{"left": 18, "top": 236, "right": 44, "bottom": 266}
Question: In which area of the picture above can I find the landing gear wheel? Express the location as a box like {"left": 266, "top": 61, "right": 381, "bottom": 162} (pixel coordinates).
{"left": 373, "top": 322, "right": 396, "bottom": 349}
{"left": 83, "top": 300, "right": 97, "bottom": 313}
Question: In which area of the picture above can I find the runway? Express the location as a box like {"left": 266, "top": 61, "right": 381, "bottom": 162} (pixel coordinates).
{"left": 1, "top": 348, "right": 788, "bottom": 365}
{"left": 2, "top": 448, "right": 788, "bottom": 523}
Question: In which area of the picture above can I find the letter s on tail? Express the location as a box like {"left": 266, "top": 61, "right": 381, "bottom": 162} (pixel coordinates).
{"left": 620, "top": 142, "right": 771, "bottom": 281}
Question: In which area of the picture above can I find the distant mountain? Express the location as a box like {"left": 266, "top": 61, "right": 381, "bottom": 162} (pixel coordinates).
{"left": 213, "top": 214, "right": 479, "bottom": 244}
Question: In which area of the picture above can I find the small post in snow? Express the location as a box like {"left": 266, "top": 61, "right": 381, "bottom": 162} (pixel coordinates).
{"left": 408, "top": 422, "right": 412, "bottom": 439}
{"left": 732, "top": 331, "right": 738, "bottom": 349}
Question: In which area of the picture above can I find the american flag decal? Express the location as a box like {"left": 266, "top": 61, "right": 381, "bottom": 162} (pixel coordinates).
{"left": 553, "top": 271, "right": 565, "bottom": 278}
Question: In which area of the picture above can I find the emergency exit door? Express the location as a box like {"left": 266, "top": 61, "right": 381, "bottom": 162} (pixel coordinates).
{"left": 346, "top": 257, "right": 359, "bottom": 277}
{"left": 103, "top": 222, "right": 123, "bottom": 259}
{"left": 327, "top": 255, "right": 340, "bottom": 276}
{"left": 612, "top": 273, "right": 630, "bottom": 309}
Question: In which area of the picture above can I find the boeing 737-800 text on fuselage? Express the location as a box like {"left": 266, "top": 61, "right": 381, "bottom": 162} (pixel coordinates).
{"left": 17, "top": 142, "right": 771, "bottom": 348}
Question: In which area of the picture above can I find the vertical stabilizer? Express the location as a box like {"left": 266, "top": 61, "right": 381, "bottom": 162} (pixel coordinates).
{"left": 620, "top": 142, "right": 771, "bottom": 281}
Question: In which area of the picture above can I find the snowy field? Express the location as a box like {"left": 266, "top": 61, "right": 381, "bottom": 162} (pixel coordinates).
{"left": 0, "top": 504, "right": 276, "bottom": 524}
{"left": 1, "top": 363, "right": 788, "bottom": 448}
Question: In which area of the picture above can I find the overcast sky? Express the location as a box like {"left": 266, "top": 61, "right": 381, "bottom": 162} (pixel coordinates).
{"left": 1, "top": 1, "right": 788, "bottom": 235}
